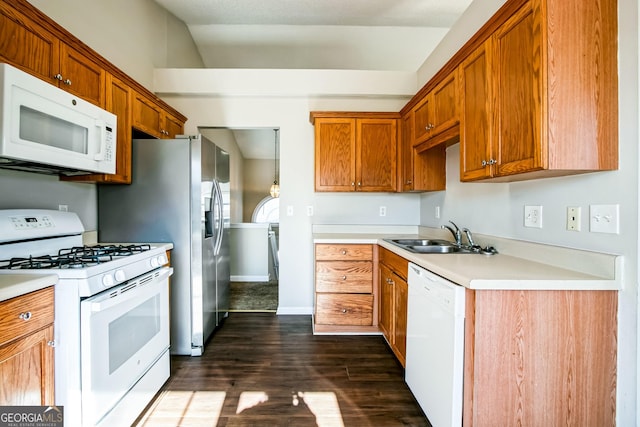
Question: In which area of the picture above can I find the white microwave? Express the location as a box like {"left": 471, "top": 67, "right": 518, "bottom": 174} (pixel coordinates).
{"left": 0, "top": 63, "right": 117, "bottom": 176}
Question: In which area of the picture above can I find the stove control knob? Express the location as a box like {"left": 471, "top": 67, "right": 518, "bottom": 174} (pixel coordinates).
{"left": 115, "top": 270, "right": 126, "bottom": 282}
{"left": 158, "top": 254, "right": 168, "bottom": 265}
{"left": 150, "top": 257, "right": 159, "bottom": 268}
{"left": 102, "top": 274, "right": 114, "bottom": 288}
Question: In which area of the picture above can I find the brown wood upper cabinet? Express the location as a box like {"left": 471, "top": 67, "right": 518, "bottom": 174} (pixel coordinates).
{"left": 413, "top": 69, "right": 459, "bottom": 150}
{"left": 133, "top": 92, "right": 184, "bottom": 139}
{"left": 311, "top": 112, "right": 399, "bottom": 192}
{"left": 459, "top": 0, "right": 618, "bottom": 182}
{"left": 0, "top": 3, "right": 105, "bottom": 107}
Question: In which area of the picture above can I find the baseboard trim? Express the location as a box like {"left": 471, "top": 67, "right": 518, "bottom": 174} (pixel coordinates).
{"left": 231, "top": 275, "right": 269, "bottom": 282}
{"left": 276, "top": 306, "right": 313, "bottom": 315}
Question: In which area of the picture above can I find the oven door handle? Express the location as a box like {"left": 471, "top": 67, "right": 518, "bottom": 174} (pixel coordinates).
{"left": 85, "top": 267, "right": 173, "bottom": 313}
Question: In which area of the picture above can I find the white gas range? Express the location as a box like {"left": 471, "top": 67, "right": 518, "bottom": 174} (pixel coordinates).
{"left": 0, "top": 209, "right": 173, "bottom": 426}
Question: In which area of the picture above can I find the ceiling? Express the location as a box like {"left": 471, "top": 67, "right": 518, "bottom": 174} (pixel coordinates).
{"left": 156, "top": 0, "right": 473, "bottom": 158}
{"left": 153, "top": 0, "right": 472, "bottom": 70}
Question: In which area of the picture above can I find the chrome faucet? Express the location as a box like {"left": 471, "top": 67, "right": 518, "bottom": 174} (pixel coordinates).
{"left": 441, "top": 221, "right": 462, "bottom": 246}
{"left": 462, "top": 228, "right": 477, "bottom": 248}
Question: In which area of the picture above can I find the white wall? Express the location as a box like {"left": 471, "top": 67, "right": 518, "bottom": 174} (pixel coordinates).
{"left": 0, "top": 169, "right": 97, "bottom": 229}
{"left": 243, "top": 158, "right": 276, "bottom": 222}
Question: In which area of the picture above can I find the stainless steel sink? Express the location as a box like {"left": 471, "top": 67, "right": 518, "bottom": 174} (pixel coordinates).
{"left": 403, "top": 244, "right": 471, "bottom": 254}
{"left": 387, "top": 238, "right": 453, "bottom": 247}
{"left": 383, "top": 238, "right": 496, "bottom": 255}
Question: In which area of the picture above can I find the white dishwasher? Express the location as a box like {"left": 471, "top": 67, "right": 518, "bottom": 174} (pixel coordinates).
{"left": 406, "top": 262, "right": 465, "bottom": 427}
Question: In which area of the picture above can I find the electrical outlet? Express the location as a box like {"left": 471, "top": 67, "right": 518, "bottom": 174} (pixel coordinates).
{"left": 566, "top": 206, "right": 581, "bottom": 231}
{"left": 306, "top": 206, "right": 313, "bottom": 216}
{"left": 524, "top": 205, "right": 543, "bottom": 228}
{"left": 286, "top": 206, "right": 294, "bottom": 216}
{"left": 379, "top": 206, "right": 387, "bottom": 217}
{"left": 435, "top": 206, "right": 441, "bottom": 219}
{"left": 58, "top": 204, "right": 68, "bottom": 212}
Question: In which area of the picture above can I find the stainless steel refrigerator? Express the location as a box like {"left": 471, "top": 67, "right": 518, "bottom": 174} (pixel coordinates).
{"left": 97, "top": 135, "right": 230, "bottom": 356}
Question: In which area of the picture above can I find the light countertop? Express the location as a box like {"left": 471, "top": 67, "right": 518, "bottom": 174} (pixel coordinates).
{"left": 313, "top": 232, "right": 621, "bottom": 291}
{"left": 0, "top": 274, "right": 57, "bottom": 302}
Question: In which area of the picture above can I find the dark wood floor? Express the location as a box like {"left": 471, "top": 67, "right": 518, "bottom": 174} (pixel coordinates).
{"left": 135, "top": 313, "right": 430, "bottom": 426}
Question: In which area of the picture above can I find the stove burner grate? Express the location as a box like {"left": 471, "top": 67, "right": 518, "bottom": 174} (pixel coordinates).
{"left": 0, "top": 244, "right": 152, "bottom": 270}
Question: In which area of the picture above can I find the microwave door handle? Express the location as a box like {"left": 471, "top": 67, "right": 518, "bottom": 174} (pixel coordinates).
{"left": 94, "top": 120, "right": 106, "bottom": 161}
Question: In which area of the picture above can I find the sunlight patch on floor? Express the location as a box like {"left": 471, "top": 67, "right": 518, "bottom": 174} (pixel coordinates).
{"left": 136, "top": 389, "right": 344, "bottom": 426}
{"left": 295, "top": 391, "right": 345, "bottom": 427}
{"left": 236, "top": 391, "right": 269, "bottom": 414}
{"left": 135, "top": 390, "right": 225, "bottom": 426}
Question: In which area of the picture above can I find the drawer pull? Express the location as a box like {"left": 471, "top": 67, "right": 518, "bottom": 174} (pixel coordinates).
{"left": 342, "top": 275, "right": 347, "bottom": 280}
{"left": 19, "top": 311, "right": 32, "bottom": 321}
{"left": 341, "top": 309, "right": 347, "bottom": 313}
{"left": 341, "top": 250, "right": 347, "bottom": 255}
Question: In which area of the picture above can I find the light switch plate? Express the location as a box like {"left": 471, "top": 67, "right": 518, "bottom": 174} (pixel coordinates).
{"left": 589, "top": 204, "right": 619, "bottom": 234}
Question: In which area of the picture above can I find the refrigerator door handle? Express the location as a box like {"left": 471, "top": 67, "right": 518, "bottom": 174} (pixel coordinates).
{"left": 213, "top": 179, "right": 224, "bottom": 256}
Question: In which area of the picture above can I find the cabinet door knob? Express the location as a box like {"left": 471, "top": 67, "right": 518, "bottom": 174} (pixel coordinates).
{"left": 406, "top": 180, "right": 412, "bottom": 184}
{"left": 481, "top": 160, "right": 487, "bottom": 167}
{"left": 357, "top": 182, "right": 361, "bottom": 186}
{"left": 63, "top": 78, "right": 72, "bottom": 85}
{"left": 341, "top": 309, "right": 347, "bottom": 313}
{"left": 53, "top": 73, "right": 63, "bottom": 81}
{"left": 47, "top": 340, "right": 56, "bottom": 347}
{"left": 488, "top": 158, "right": 497, "bottom": 165}
{"left": 19, "top": 311, "right": 32, "bottom": 321}
{"left": 342, "top": 275, "right": 347, "bottom": 280}
{"left": 351, "top": 182, "right": 355, "bottom": 186}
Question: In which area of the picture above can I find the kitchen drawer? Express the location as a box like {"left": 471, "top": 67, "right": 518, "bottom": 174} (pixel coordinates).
{"left": 315, "top": 261, "right": 373, "bottom": 293}
{"left": 315, "top": 293, "right": 373, "bottom": 326}
{"left": 315, "top": 244, "right": 373, "bottom": 261}
{"left": 0, "top": 287, "right": 54, "bottom": 346}
{"left": 379, "top": 246, "right": 409, "bottom": 280}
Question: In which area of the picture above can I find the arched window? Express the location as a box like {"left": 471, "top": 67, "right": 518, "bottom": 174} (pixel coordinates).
{"left": 252, "top": 196, "right": 279, "bottom": 223}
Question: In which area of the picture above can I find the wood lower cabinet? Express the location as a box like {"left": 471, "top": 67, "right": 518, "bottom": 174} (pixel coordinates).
{"left": 311, "top": 112, "right": 399, "bottom": 192}
{"left": 314, "top": 244, "right": 378, "bottom": 333}
{"left": 378, "top": 246, "right": 408, "bottom": 366}
{"left": 0, "top": 286, "right": 55, "bottom": 406}
{"left": 463, "top": 288, "right": 617, "bottom": 426}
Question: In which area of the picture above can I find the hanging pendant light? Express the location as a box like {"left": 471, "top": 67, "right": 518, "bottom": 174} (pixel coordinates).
{"left": 269, "top": 129, "right": 280, "bottom": 198}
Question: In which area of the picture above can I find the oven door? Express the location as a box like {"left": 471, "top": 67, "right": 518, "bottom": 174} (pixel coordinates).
{"left": 80, "top": 267, "right": 172, "bottom": 426}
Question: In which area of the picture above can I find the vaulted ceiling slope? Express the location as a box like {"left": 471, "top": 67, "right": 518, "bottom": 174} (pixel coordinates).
{"left": 152, "top": 0, "right": 473, "bottom": 70}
